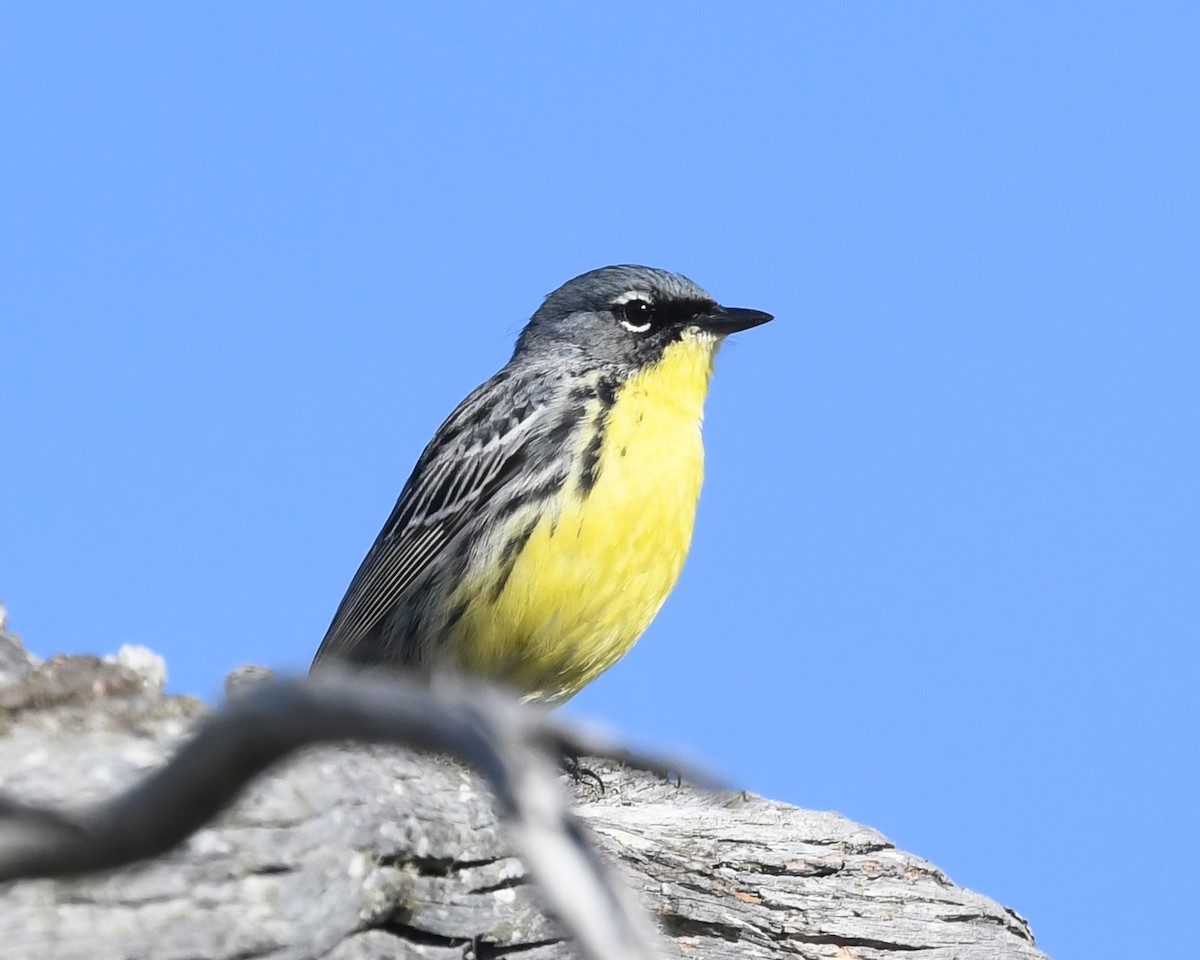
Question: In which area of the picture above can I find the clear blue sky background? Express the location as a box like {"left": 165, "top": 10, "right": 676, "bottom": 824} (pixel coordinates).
{"left": 3, "top": 5, "right": 1196, "bottom": 958}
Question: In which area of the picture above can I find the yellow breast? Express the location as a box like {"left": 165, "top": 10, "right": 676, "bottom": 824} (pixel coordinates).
{"left": 453, "top": 333, "right": 719, "bottom": 701}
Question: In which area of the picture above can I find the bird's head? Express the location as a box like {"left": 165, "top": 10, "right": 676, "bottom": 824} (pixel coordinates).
{"left": 515, "top": 265, "right": 773, "bottom": 370}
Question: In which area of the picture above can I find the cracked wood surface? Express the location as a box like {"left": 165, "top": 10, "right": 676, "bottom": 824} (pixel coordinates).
{"left": 0, "top": 635, "right": 1047, "bottom": 960}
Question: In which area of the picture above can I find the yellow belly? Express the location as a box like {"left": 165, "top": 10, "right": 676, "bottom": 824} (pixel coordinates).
{"left": 452, "top": 334, "right": 718, "bottom": 701}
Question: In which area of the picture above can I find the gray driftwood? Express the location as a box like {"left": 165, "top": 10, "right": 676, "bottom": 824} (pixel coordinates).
{"left": 0, "top": 630, "right": 1045, "bottom": 960}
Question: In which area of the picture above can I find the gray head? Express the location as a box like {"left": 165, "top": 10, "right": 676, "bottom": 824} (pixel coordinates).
{"left": 514, "top": 265, "right": 772, "bottom": 370}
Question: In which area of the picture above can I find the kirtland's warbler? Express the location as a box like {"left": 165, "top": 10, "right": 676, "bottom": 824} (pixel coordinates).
{"left": 312, "top": 265, "right": 772, "bottom": 702}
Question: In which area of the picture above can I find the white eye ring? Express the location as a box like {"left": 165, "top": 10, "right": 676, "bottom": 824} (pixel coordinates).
{"left": 614, "top": 291, "right": 655, "bottom": 334}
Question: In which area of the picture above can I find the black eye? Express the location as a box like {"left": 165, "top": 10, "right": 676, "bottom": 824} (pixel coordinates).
{"left": 618, "top": 299, "right": 655, "bottom": 332}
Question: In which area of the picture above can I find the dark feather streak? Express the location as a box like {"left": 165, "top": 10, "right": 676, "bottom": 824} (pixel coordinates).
{"left": 489, "top": 516, "right": 540, "bottom": 602}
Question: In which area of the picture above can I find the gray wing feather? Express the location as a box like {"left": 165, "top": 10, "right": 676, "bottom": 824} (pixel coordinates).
{"left": 313, "top": 372, "right": 548, "bottom": 666}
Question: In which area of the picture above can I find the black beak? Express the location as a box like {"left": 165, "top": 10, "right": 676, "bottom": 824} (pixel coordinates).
{"left": 699, "top": 304, "right": 774, "bottom": 336}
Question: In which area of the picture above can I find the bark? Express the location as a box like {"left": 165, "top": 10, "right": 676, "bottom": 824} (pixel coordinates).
{"left": 0, "top": 630, "right": 1045, "bottom": 960}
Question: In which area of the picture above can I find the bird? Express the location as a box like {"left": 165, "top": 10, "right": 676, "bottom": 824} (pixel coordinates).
{"left": 312, "top": 264, "right": 772, "bottom": 703}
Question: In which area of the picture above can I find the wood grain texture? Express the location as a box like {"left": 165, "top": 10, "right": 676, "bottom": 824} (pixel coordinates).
{"left": 0, "top": 632, "right": 1046, "bottom": 960}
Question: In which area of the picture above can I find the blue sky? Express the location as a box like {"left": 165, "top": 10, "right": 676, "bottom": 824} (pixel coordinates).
{"left": 3, "top": 5, "right": 1197, "bottom": 957}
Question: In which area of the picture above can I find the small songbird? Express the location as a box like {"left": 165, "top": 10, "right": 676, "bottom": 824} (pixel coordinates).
{"left": 312, "top": 265, "right": 772, "bottom": 703}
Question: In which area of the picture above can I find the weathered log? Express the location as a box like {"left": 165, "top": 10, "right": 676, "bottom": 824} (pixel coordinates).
{"left": 0, "top": 630, "right": 1044, "bottom": 960}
